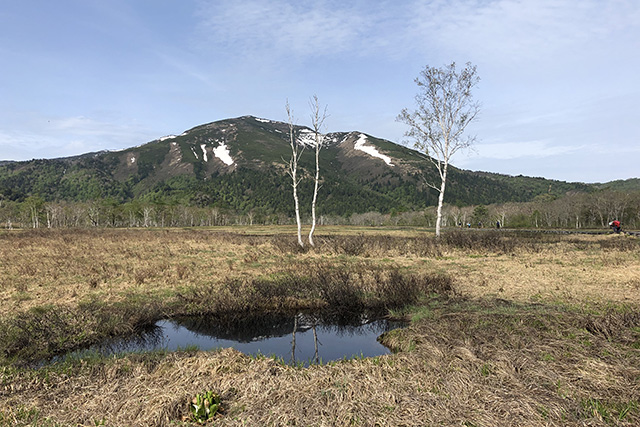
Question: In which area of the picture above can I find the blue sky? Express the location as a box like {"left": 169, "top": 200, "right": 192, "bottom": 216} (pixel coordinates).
{"left": 1, "top": 0, "right": 638, "bottom": 183}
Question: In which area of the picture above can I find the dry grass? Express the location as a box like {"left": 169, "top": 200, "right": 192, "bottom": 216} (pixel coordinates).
{"left": 1, "top": 228, "right": 638, "bottom": 315}
{"left": 1, "top": 227, "right": 639, "bottom": 426}
{"left": 2, "top": 302, "right": 639, "bottom": 426}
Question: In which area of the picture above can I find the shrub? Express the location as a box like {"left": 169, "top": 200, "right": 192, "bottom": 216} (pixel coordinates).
{"left": 178, "top": 261, "right": 456, "bottom": 318}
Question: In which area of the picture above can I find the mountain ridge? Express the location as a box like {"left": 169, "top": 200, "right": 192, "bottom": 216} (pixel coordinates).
{"left": 0, "top": 115, "right": 633, "bottom": 216}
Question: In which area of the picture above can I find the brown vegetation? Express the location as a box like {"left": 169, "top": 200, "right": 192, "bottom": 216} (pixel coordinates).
{"left": 1, "top": 228, "right": 639, "bottom": 426}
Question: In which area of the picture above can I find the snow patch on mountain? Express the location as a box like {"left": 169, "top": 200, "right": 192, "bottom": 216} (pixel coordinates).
{"left": 200, "top": 144, "right": 208, "bottom": 162}
{"left": 354, "top": 134, "right": 393, "bottom": 166}
{"left": 214, "top": 142, "right": 234, "bottom": 165}
{"left": 159, "top": 135, "right": 176, "bottom": 141}
{"left": 297, "top": 129, "right": 324, "bottom": 147}
{"left": 191, "top": 146, "right": 198, "bottom": 160}
{"left": 255, "top": 118, "right": 271, "bottom": 123}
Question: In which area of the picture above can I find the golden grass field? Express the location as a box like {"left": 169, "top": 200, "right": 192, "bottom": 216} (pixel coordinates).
{"left": 1, "top": 227, "right": 639, "bottom": 426}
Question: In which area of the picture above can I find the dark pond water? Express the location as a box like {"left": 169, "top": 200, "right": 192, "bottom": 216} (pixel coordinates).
{"left": 61, "top": 312, "right": 406, "bottom": 366}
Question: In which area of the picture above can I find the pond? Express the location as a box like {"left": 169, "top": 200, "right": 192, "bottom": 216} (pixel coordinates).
{"left": 60, "top": 312, "right": 406, "bottom": 366}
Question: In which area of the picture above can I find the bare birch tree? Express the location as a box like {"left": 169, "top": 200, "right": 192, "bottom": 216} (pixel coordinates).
{"left": 285, "top": 100, "right": 305, "bottom": 247}
{"left": 398, "top": 62, "right": 480, "bottom": 237}
{"left": 308, "top": 95, "right": 327, "bottom": 247}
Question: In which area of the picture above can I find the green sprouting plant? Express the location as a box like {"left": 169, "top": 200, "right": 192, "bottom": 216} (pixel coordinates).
{"left": 480, "top": 363, "right": 491, "bottom": 377}
{"left": 541, "top": 353, "right": 555, "bottom": 362}
{"left": 618, "top": 401, "right": 638, "bottom": 421}
{"left": 582, "top": 398, "right": 610, "bottom": 422}
{"left": 190, "top": 390, "right": 222, "bottom": 424}
{"left": 176, "top": 344, "right": 200, "bottom": 353}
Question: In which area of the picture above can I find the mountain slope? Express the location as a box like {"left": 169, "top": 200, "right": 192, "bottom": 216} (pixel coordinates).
{"left": 0, "top": 116, "right": 603, "bottom": 216}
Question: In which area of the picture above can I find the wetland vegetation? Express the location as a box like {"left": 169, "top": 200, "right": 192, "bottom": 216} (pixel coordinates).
{"left": 1, "top": 227, "right": 639, "bottom": 426}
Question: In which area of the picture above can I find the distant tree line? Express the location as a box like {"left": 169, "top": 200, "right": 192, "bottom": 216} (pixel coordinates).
{"left": 1, "top": 188, "right": 637, "bottom": 231}
{"left": 347, "top": 189, "right": 640, "bottom": 230}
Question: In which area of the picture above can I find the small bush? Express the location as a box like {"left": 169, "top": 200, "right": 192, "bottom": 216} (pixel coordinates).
{"left": 441, "top": 229, "right": 516, "bottom": 252}
{"left": 583, "top": 309, "right": 640, "bottom": 341}
{"left": 178, "top": 262, "right": 456, "bottom": 318}
{"left": 321, "top": 234, "right": 369, "bottom": 256}
{"left": 596, "top": 236, "right": 640, "bottom": 252}
{"left": 0, "top": 301, "right": 162, "bottom": 365}
{"left": 270, "top": 235, "right": 309, "bottom": 254}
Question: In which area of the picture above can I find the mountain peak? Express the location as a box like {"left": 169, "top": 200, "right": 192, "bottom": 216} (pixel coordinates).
{"left": 0, "top": 116, "right": 608, "bottom": 217}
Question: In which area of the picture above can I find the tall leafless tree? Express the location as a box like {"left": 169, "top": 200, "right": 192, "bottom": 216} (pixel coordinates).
{"left": 285, "top": 100, "right": 305, "bottom": 247}
{"left": 398, "top": 62, "right": 480, "bottom": 237}
{"left": 308, "top": 95, "right": 327, "bottom": 247}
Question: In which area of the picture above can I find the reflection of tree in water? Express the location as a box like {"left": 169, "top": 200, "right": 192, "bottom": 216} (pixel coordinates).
{"left": 172, "top": 311, "right": 405, "bottom": 365}
{"left": 51, "top": 311, "right": 406, "bottom": 367}
{"left": 173, "top": 312, "right": 304, "bottom": 342}
{"left": 171, "top": 311, "right": 398, "bottom": 342}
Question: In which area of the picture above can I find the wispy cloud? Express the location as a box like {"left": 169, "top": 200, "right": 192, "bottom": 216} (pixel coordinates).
{"left": 0, "top": 114, "right": 156, "bottom": 161}
{"left": 194, "top": 0, "right": 372, "bottom": 61}
{"left": 193, "top": 0, "right": 640, "bottom": 67}
{"left": 405, "top": 0, "right": 640, "bottom": 65}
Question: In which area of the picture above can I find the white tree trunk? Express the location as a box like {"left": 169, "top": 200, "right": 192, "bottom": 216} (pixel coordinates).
{"left": 307, "top": 95, "right": 326, "bottom": 247}
{"left": 293, "top": 181, "right": 303, "bottom": 247}
{"left": 291, "top": 315, "right": 297, "bottom": 363}
{"left": 31, "top": 206, "right": 39, "bottom": 229}
{"left": 291, "top": 145, "right": 303, "bottom": 247}
{"left": 308, "top": 141, "right": 320, "bottom": 247}
{"left": 286, "top": 100, "right": 304, "bottom": 247}
{"left": 143, "top": 207, "right": 152, "bottom": 228}
{"left": 435, "top": 166, "right": 447, "bottom": 237}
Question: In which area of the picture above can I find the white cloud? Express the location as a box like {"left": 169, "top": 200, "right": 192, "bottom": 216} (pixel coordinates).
{"left": 405, "top": 0, "right": 640, "bottom": 65}
{"left": 195, "top": 0, "right": 370, "bottom": 61}
{"left": 191, "top": 0, "right": 640, "bottom": 84}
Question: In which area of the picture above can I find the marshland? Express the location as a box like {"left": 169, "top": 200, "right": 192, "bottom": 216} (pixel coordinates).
{"left": 1, "top": 227, "right": 639, "bottom": 426}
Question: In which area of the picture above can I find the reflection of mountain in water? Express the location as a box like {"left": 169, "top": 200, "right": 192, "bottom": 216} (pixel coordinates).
{"left": 46, "top": 311, "right": 406, "bottom": 367}
{"left": 172, "top": 311, "right": 399, "bottom": 343}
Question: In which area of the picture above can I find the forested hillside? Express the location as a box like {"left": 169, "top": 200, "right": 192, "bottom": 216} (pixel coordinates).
{"left": 0, "top": 116, "right": 637, "bottom": 228}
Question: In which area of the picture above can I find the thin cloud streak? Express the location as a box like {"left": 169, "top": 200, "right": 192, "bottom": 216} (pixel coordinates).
{"left": 194, "top": 0, "right": 370, "bottom": 60}
{"left": 193, "top": 0, "right": 639, "bottom": 67}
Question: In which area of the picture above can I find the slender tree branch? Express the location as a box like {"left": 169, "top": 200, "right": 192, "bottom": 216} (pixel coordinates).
{"left": 396, "top": 62, "right": 480, "bottom": 237}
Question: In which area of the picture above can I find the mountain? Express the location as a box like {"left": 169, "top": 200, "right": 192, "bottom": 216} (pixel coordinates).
{"left": 594, "top": 178, "right": 640, "bottom": 192}
{"left": 0, "top": 115, "right": 611, "bottom": 216}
